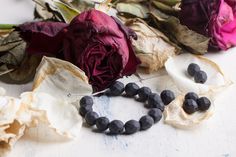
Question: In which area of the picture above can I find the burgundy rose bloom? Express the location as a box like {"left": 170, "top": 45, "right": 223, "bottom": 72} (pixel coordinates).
{"left": 17, "top": 9, "right": 140, "bottom": 92}
{"left": 179, "top": 0, "right": 236, "bottom": 51}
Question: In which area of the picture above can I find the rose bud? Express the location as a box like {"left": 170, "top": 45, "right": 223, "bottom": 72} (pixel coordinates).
{"left": 16, "top": 9, "right": 141, "bottom": 92}
{"left": 179, "top": 0, "right": 236, "bottom": 51}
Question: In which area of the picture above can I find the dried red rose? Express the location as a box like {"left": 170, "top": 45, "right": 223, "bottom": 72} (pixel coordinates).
{"left": 17, "top": 9, "right": 140, "bottom": 92}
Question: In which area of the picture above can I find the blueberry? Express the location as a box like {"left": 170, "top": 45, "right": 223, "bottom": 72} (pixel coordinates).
{"left": 108, "top": 81, "right": 124, "bottom": 96}
{"left": 80, "top": 96, "right": 93, "bottom": 107}
{"left": 85, "top": 111, "right": 99, "bottom": 126}
{"left": 137, "top": 87, "right": 152, "bottom": 102}
{"left": 160, "top": 90, "right": 175, "bottom": 105}
{"left": 194, "top": 71, "right": 207, "bottom": 84}
{"left": 197, "top": 97, "right": 211, "bottom": 111}
{"left": 79, "top": 105, "right": 93, "bottom": 117}
{"left": 183, "top": 99, "right": 198, "bottom": 114}
{"left": 187, "top": 63, "right": 200, "bottom": 76}
{"left": 139, "top": 115, "right": 154, "bottom": 130}
{"left": 108, "top": 120, "right": 124, "bottom": 134}
{"left": 96, "top": 117, "right": 109, "bottom": 132}
{"left": 125, "top": 83, "right": 140, "bottom": 97}
{"left": 185, "top": 92, "right": 199, "bottom": 101}
{"left": 125, "top": 120, "right": 140, "bottom": 134}
{"left": 147, "top": 93, "right": 164, "bottom": 111}
{"left": 148, "top": 108, "right": 162, "bottom": 123}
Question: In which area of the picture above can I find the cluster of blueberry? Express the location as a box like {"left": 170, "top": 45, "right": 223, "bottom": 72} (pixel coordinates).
{"left": 79, "top": 81, "right": 175, "bottom": 135}
{"left": 187, "top": 63, "right": 207, "bottom": 83}
{"left": 182, "top": 92, "right": 211, "bottom": 114}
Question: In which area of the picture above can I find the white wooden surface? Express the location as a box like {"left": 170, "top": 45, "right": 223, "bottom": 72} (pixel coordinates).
{"left": 1, "top": 1, "right": 236, "bottom": 157}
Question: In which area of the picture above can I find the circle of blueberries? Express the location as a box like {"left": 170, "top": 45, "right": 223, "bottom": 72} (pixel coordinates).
{"left": 79, "top": 81, "right": 175, "bottom": 135}
{"left": 187, "top": 63, "right": 207, "bottom": 84}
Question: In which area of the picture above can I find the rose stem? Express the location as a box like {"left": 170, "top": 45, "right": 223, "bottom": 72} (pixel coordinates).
{"left": 0, "top": 24, "right": 17, "bottom": 29}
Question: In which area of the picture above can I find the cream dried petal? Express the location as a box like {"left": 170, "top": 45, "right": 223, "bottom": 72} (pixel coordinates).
{"left": 0, "top": 96, "right": 21, "bottom": 126}
{"left": 0, "top": 125, "right": 15, "bottom": 142}
{"left": 126, "top": 19, "right": 179, "bottom": 73}
{"left": 20, "top": 92, "right": 82, "bottom": 139}
{"left": 0, "top": 120, "right": 26, "bottom": 154}
{"left": 164, "top": 95, "right": 214, "bottom": 129}
{"left": 165, "top": 53, "right": 232, "bottom": 97}
{"left": 32, "top": 56, "right": 93, "bottom": 103}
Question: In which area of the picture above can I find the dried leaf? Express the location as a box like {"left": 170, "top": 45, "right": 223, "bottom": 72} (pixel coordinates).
{"left": 95, "top": 3, "right": 118, "bottom": 17}
{"left": 0, "top": 65, "right": 14, "bottom": 76}
{"left": 0, "top": 31, "right": 23, "bottom": 53}
{"left": 116, "top": 3, "right": 148, "bottom": 18}
{"left": 152, "top": 0, "right": 181, "bottom": 14}
{"left": 34, "top": 0, "right": 80, "bottom": 22}
{"left": 0, "top": 42, "right": 26, "bottom": 66}
{"left": 0, "top": 31, "right": 42, "bottom": 83}
{"left": 115, "top": 0, "right": 145, "bottom": 2}
{"left": 7, "top": 55, "right": 42, "bottom": 83}
{"left": 34, "top": 2, "right": 54, "bottom": 20}
{"left": 156, "top": 0, "right": 181, "bottom": 6}
{"left": 150, "top": 9, "right": 210, "bottom": 54}
{"left": 69, "top": 0, "right": 94, "bottom": 12}
{"left": 50, "top": 1, "right": 80, "bottom": 23}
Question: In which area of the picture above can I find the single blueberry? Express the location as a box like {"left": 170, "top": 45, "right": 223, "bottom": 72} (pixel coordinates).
{"left": 183, "top": 99, "right": 198, "bottom": 114}
{"left": 148, "top": 108, "right": 162, "bottom": 123}
{"left": 125, "top": 120, "right": 140, "bottom": 134}
{"left": 147, "top": 93, "right": 163, "bottom": 107}
{"left": 160, "top": 90, "right": 175, "bottom": 105}
{"left": 80, "top": 96, "right": 93, "bottom": 107}
{"left": 187, "top": 63, "right": 200, "bottom": 76}
{"left": 137, "top": 87, "right": 152, "bottom": 102}
{"left": 108, "top": 120, "right": 124, "bottom": 134}
{"left": 85, "top": 111, "right": 99, "bottom": 126}
{"left": 185, "top": 92, "right": 199, "bottom": 101}
{"left": 108, "top": 81, "right": 125, "bottom": 96}
{"left": 125, "top": 83, "right": 140, "bottom": 97}
{"left": 194, "top": 71, "right": 207, "bottom": 84}
{"left": 139, "top": 115, "right": 154, "bottom": 130}
{"left": 96, "top": 117, "right": 109, "bottom": 132}
{"left": 79, "top": 105, "right": 93, "bottom": 117}
{"left": 197, "top": 97, "right": 211, "bottom": 111}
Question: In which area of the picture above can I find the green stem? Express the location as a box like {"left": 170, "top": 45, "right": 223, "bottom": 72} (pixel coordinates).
{"left": 0, "top": 24, "right": 17, "bottom": 29}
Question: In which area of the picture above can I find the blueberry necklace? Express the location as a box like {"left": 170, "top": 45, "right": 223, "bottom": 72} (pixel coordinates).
{"left": 78, "top": 81, "right": 175, "bottom": 135}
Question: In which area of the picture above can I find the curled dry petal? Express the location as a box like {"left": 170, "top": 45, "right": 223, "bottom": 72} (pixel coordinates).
{"left": 164, "top": 95, "right": 214, "bottom": 129}
{"left": 33, "top": 56, "right": 93, "bottom": 102}
{"left": 165, "top": 53, "right": 233, "bottom": 97}
{"left": 125, "top": 18, "right": 180, "bottom": 73}
{"left": 0, "top": 96, "right": 26, "bottom": 153}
